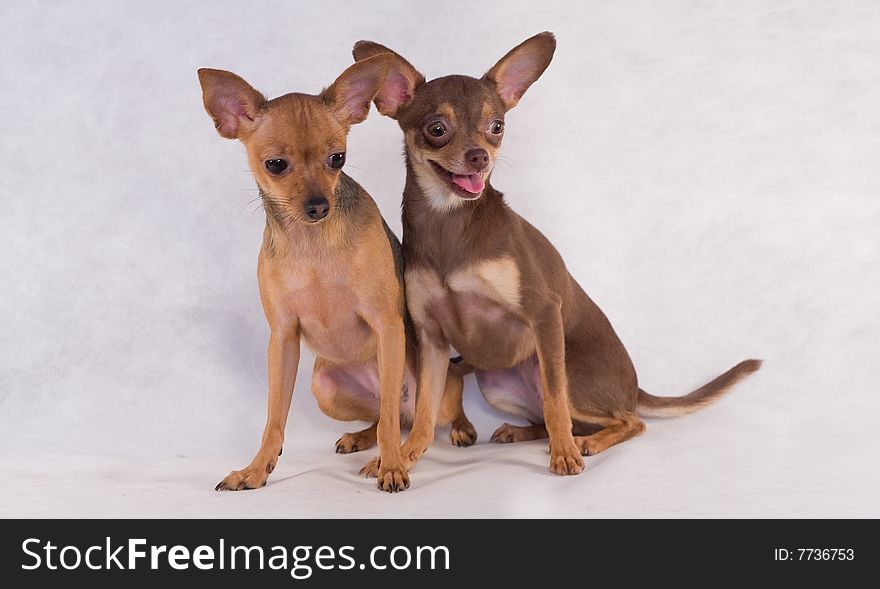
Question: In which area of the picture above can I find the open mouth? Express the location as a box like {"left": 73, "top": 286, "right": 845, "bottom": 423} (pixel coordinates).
{"left": 428, "top": 160, "right": 485, "bottom": 199}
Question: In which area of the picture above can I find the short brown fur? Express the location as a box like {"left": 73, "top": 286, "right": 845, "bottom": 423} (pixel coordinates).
{"left": 354, "top": 33, "right": 761, "bottom": 476}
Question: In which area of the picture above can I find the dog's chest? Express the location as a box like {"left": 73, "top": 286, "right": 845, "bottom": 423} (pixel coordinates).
{"left": 406, "top": 257, "right": 535, "bottom": 368}
{"left": 268, "top": 264, "right": 373, "bottom": 362}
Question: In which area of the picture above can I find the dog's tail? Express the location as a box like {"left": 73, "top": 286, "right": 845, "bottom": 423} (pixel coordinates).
{"left": 449, "top": 356, "right": 475, "bottom": 376}
{"left": 637, "top": 359, "right": 762, "bottom": 418}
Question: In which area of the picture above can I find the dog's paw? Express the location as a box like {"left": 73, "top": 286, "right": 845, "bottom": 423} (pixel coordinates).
{"left": 215, "top": 465, "right": 271, "bottom": 491}
{"left": 335, "top": 431, "right": 375, "bottom": 454}
{"left": 359, "top": 456, "right": 381, "bottom": 478}
{"left": 450, "top": 419, "right": 477, "bottom": 447}
{"left": 490, "top": 423, "right": 521, "bottom": 443}
{"left": 574, "top": 436, "right": 599, "bottom": 456}
{"left": 360, "top": 446, "right": 419, "bottom": 481}
{"left": 549, "top": 442, "right": 585, "bottom": 476}
{"left": 377, "top": 464, "right": 410, "bottom": 493}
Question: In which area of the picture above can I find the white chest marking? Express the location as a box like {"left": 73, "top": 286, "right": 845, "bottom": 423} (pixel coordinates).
{"left": 448, "top": 257, "right": 521, "bottom": 309}
{"left": 405, "top": 257, "right": 522, "bottom": 329}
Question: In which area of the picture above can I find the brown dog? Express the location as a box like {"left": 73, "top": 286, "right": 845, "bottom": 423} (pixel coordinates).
{"left": 198, "top": 56, "right": 475, "bottom": 492}
{"left": 354, "top": 32, "right": 761, "bottom": 477}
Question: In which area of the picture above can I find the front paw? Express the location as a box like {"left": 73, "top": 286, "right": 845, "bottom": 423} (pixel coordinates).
{"left": 215, "top": 464, "right": 272, "bottom": 491}
{"left": 377, "top": 464, "right": 410, "bottom": 493}
{"left": 361, "top": 443, "right": 422, "bottom": 480}
{"left": 549, "top": 442, "right": 585, "bottom": 476}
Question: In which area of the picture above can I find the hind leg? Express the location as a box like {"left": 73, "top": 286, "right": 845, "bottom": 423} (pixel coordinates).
{"left": 571, "top": 412, "right": 646, "bottom": 456}
{"left": 437, "top": 364, "right": 477, "bottom": 447}
{"left": 490, "top": 420, "right": 600, "bottom": 444}
{"left": 476, "top": 361, "right": 549, "bottom": 445}
{"left": 491, "top": 423, "right": 548, "bottom": 443}
{"left": 560, "top": 331, "right": 644, "bottom": 455}
{"left": 312, "top": 359, "right": 382, "bottom": 454}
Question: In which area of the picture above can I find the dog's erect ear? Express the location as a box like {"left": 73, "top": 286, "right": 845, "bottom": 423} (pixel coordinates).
{"left": 322, "top": 54, "right": 392, "bottom": 126}
{"left": 198, "top": 68, "right": 266, "bottom": 139}
{"left": 483, "top": 32, "right": 556, "bottom": 110}
{"left": 352, "top": 41, "right": 425, "bottom": 119}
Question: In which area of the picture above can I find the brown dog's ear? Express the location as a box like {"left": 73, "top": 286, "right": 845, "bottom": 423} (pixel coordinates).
{"left": 352, "top": 41, "right": 425, "bottom": 119}
{"left": 483, "top": 31, "right": 556, "bottom": 110}
{"left": 322, "top": 54, "right": 392, "bottom": 126}
{"left": 197, "top": 68, "right": 266, "bottom": 139}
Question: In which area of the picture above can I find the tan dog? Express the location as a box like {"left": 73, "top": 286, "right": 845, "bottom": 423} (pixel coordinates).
{"left": 355, "top": 32, "right": 761, "bottom": 477}
{"left": 198, "top": 56, "right": 475, "bottom": 492}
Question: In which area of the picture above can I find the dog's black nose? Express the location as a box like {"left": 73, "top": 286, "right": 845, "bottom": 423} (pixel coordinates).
{"left": 466, "top": 148, "right": 490, "bottom": 172}
{"left": 304, "top": 197, "right": 330, "bottom": 221}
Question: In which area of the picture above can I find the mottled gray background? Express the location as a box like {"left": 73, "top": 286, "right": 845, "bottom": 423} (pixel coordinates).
{"left": 1, "top": 0, "right": 877, "bottom": 516}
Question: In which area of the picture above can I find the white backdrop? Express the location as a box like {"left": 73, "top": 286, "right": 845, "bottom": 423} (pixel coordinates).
{"left": 1, "top": 0, "right": 878, "bottom": 517}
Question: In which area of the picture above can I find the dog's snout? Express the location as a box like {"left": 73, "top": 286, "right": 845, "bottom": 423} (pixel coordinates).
{"left": 304, "top": 197, "right": 330, "bottom": 221}
{"left": 465, "top": 148, "right": 490, "bottom": 172}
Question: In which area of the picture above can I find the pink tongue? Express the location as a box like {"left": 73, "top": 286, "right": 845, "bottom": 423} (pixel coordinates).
{"left": 451, "top": 173, "right": 485, "bottom": 194}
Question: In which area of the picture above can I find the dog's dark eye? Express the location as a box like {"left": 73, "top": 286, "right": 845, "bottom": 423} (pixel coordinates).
{"left": 427, "top": 122, "right": 447, "bottom": 137}
{"left": 489, "top": 120, "right": 504, "bottom": 135}
{"left": 265, "top": 159, "right": 288, "bottom": 175}
{"left": 328, "top": 152, "right": 346, "bottom": 169}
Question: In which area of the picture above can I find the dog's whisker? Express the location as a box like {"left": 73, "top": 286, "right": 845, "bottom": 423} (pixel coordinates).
{"left": 241, "top": 195, "right": 264, "bottom": 211}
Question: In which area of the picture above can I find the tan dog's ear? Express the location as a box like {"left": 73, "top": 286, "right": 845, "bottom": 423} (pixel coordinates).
{"left": 322, "top": 54, "right": 392, "bottom": 126}
{"left": 197, "top": 68, "right": 266, "bottom": 139}
{"left": 353, "top": 41, "right": 425, "bottom": 119}
{"left": 483, "top": 32, "right": 556, "bottom": 110}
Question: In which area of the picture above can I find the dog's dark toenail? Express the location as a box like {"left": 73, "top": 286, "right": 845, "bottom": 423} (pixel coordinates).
{"left": 267, "top": 463, "right": 275, "bottom": 473}
{"left": 278, "top": 447, "right": 283, "bottom": 456}
{"left": 351, "top": 445, "right": 358, "bottom": 452}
